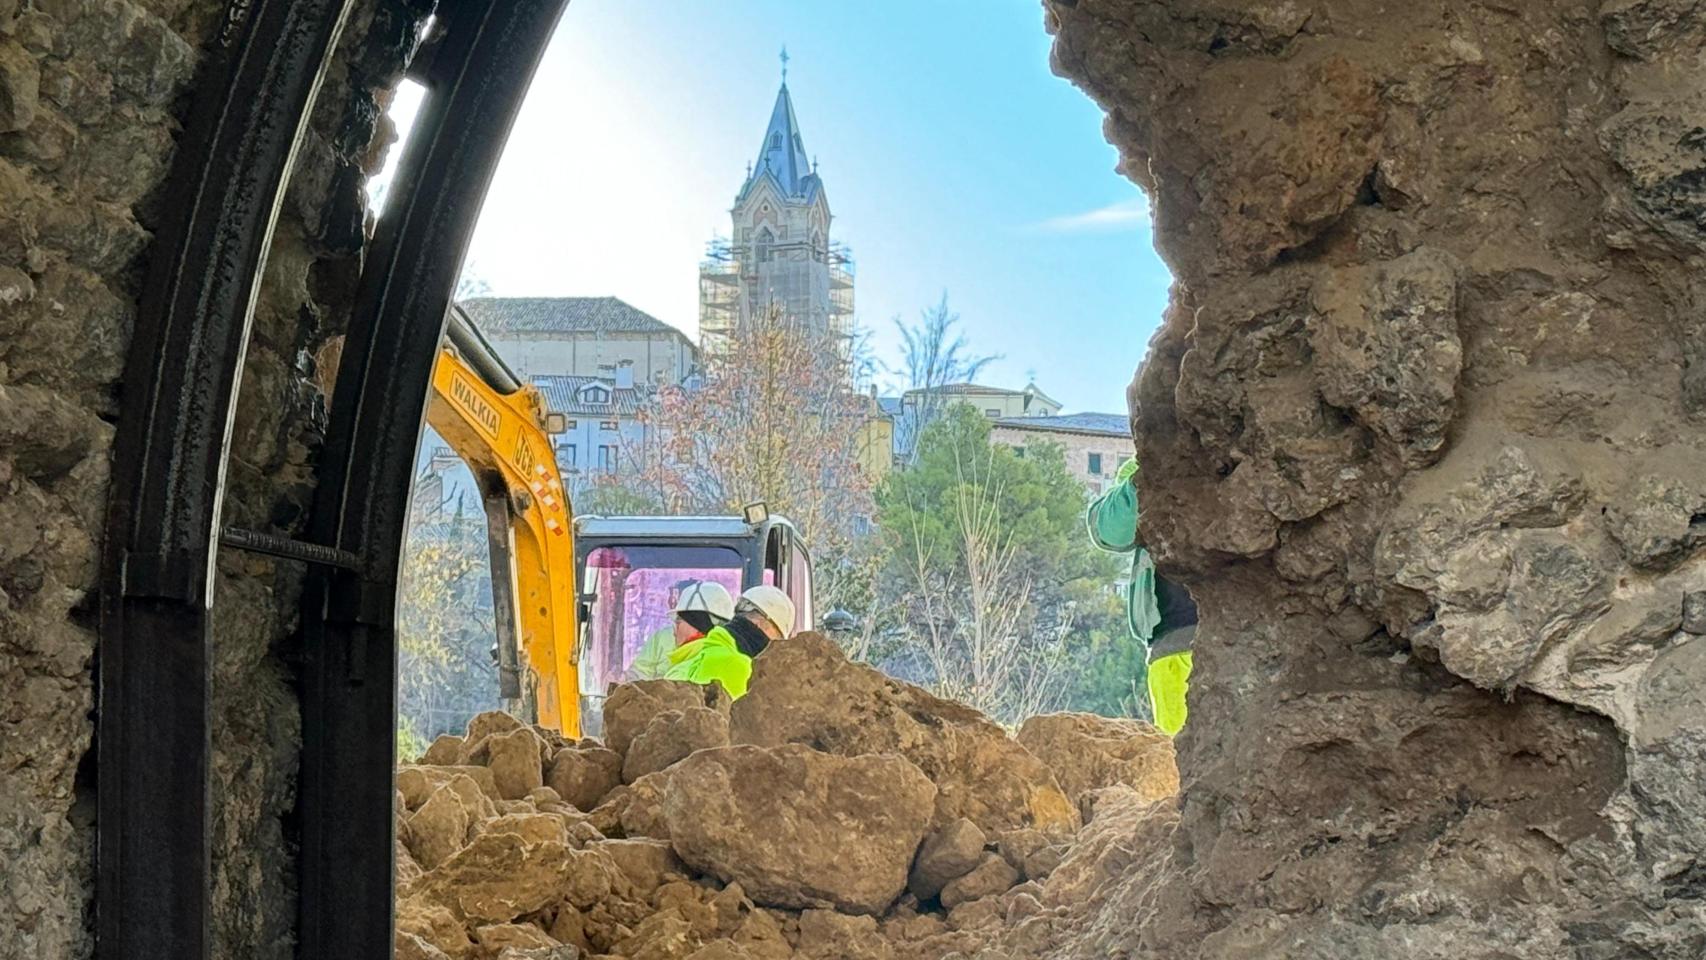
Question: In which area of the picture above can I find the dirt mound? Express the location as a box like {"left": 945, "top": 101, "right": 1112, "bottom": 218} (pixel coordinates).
{"left": 395, "top": 636, "right": 1179, "bottom": 958}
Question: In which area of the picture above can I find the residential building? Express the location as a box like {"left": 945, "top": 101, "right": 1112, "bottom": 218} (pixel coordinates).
{"left": 418, "top": 297, "right": 691, "bottom": 502}
{"left": 886, "top": 381, "right": 1063, "bottom": 461}
{"left": 529, "top": 369, "right": 652, "bottom": 485}
{"left": 852, "top": 388, "right": 895, "bottom": 480}
{"left": 900, "top": 381, "right": 1062, "bottom": 421}
{"left": 698, "top": 72, "right": 854, "bottom": 358}
{"left": 989, "top": 412, "right": 1132, "bottom": 495}
{"left": 459, "top": 296, "right": 698, "bottom": 386}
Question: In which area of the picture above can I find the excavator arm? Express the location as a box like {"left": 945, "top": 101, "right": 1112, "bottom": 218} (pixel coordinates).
{"left": 426, "top": 306, "right": 580, "bottom": 735}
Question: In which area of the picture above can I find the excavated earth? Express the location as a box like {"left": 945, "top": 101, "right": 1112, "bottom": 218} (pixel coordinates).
{"left": 392, "top": 634, "right": 1181, "bottom": 960}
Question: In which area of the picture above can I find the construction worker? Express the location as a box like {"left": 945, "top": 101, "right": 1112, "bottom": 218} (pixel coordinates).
{"left": 629, "top": 580, "right": 735, "bottom": 680}
{"left": 1086, "top": 456, "right": 1196, "bottom": 735}
{"left": 664, "top": 584, "right": 795, "bottom": 699}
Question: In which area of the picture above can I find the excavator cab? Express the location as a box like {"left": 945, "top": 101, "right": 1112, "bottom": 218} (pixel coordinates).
{"left": 572, "top": 509, "right": 813, "bottom": 734}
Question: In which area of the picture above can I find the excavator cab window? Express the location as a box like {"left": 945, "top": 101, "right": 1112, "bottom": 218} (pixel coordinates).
{"left": 759, "top": 525, "right": 814, "bottom": 633}
{"left": 578, "top": 543, "right": 745, "bottom": 731}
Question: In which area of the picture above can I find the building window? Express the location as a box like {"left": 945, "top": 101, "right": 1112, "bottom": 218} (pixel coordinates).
{"left": 1088, "top": 453, "right": 1103, "bottom": 475}
{"left": 598, "top": 445, "right": 617, "bottom": 473}
{"left": 1013, "top": 446, "right": 1027, "bottom": 459}
{"left": 564, "top": 444, "right": 577, "bottom": 467}
{"left": 756, "top": 227, "right": 773, "bottom": 263}
{"left": 770, "top": 132, "right": 781, "bottom": 150}
{"left": 600, "top": 420, "right": 618, "bottom": 431}
{"left": 565, "top": 419, "right": 578, "bottom": 429}
{"left": 985, "top": 408, "right": 1001, "bottom": 418}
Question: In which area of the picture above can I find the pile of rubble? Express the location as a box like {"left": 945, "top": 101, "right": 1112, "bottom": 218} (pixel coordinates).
{"left": 394, "top": 634, "right": 1180, "bottom": 960}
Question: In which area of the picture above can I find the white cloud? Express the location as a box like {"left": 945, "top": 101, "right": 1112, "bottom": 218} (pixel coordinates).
{"left": 1035, "top": 196, "right": 1149, "bottom": 232}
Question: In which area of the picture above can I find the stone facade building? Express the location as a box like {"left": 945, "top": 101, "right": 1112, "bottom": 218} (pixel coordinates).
{"left": 989, "top": 412, "right": 1131, "bottom": 495}
{"left": 459, "top": 295, "right": 697, "bottom": 386}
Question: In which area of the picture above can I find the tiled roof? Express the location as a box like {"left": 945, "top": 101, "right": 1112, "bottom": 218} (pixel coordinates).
{"left": 460, "top": 296, "right": 685, "bottom": 337}
{"left": 910, "top": 382, "right": 1027, "bottom": 397}
{"left": 531, "top": 375, "right": 649, "bottom": 417}
{"left": 992, "top": 412, "right": 1130, "bottom": 438}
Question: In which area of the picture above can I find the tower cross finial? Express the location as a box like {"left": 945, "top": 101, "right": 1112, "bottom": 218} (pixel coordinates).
{"left": 780, "top": 46, "right": 789, "bottom": 82}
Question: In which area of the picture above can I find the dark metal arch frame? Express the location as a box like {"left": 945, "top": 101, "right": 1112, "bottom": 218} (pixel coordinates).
{"left": 97, "top": 2, "right": 568, "bottom": 958}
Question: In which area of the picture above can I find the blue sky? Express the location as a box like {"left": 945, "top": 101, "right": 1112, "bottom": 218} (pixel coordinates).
{"left": 408, "top": 0, "right": 1173, "bottom": 414}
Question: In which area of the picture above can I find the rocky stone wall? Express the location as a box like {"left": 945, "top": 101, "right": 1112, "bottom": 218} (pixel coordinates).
{"left": 1, "top": 4, "right": 204, "bottom": 957}
{"left": 0, "top": 2, "right": 422, "bottom": 957}
{"left": 1045, "top": 0, "right": 1706, "bottom": 956}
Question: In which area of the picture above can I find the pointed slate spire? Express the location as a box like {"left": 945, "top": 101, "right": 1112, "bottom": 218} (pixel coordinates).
{"left": 746, "top": 78, "right": 813, "bottom": 199}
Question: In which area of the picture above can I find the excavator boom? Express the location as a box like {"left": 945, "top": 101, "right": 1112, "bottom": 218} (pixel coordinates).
{"left": 426, "top": 307, "right": 580, "bottom": 735}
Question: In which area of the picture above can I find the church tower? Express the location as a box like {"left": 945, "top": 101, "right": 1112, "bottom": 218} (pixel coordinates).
{"left": 699, "top": 55, "right": 854, "bottom": 358}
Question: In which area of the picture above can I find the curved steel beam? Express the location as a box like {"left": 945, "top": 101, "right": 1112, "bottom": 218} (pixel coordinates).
{"left": 297, "top": 3, "right": 569, "bottom": 958}
{"left": 97, "top": 2, "right": 353, "bottom": 958}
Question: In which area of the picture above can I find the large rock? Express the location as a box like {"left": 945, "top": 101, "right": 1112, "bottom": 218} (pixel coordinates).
{"left": 938, "top": 854, "right": 1020, "bottom": 909}
{"left": 795, "top": 909, "right": 892, "bottom": 960}
{"left": 907, "top": 818, "right": 987, "bottom": 901}
{"left": 730, "top": 633, "right": 1077, "bottom": 835}
{"left": 547, "top": 746, "right": 624, "bottom": 811}
{"left": 404, "top": 774, "right": 497, "bottom": 870}
{"left": 663, "top": 744, "right": 937, "bottom": 915}
{"left": 395, "top": 899, "right": 476, "bottom": 959}
{"left": 623, "top": 706, "right": 731, "bottom": 783}
{"left": 605, "top": 680, "right": 732, "bottom": 758}
{"left": 1015, "top": 713, "right": 1179, "bottom": 806}
{"left": 473, "top": 923, "right": 558, "bottom": 955}
{"left": 411, "top": 832, "right": 607, "bottom": 925}
{"left": 486, "top": 727, "right": 548, "bottom": 800}
{"left": 399, "top": 764, "right": 502, "bottom": 808}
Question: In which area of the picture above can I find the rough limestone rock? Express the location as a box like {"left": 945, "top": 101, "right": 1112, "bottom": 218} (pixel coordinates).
{"left": 395, "top": 931, "right": 452, "bottom": 960}
{"left": 480, "top": 813, "right": 570, "bottom": 849}
{"left": 396, "top": 898, "right": 476, "bottom": 959}
{"left": 487, "top": 727, "right": 548, "bottom": 800}
{"left": 938, "top": 854, "right": 1020, "bottom": 910}
{"left": 495, "top": 947, "right": 579, "bottom": 960}
{"left": 795, "top": 908, "right": 892, "bottom": 960}
{"left": 605, "top": 679, "right": 732, "bottom": 758}
{"left": 1042, "top": 0, "right": 1706, "bottom": 955}
{"left": 474, "top": 923, "right": 558, "bottom": 955}
{"left": 410, "top": 833, "right": 577, "bottom": 925}
{"left": 1016, "top": 712, "right": 1179, "bottom": 806}
{"left": 731, "top": 632, "right": 1077, "bottom": 835}
{"left": 464, "top": 710, "right": 526, "bottom": 753}
{"left": 547, "top": 745, "right": 624, "bottom": 812}
{"left": 400, "top": 763, "right": 502, "bottom": 806}
{"left": 664, "top": 744, "right": 937, "bottom": 915}
{"left": 423, "top": 735, "right": 465, "bottom": 766}
{"left": 907, "top": 818, "right": 987, "bottom": 901}
{"left": 405, "top": 779, "right": 477, "bottom": 870}
{"left": 608, "top": 770, "right": 675, "bottom": 841}
{"left": 591, "top": 838, "right": 687, "bottom": 899}
{"left": 623, "top": 706, "right": 731, "bottom": 783}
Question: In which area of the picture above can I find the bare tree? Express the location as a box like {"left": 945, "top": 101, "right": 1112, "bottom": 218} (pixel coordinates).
{"left": 894, "top": 293, "right": 997, "bottom": 460}
{"left": 632, "top": 303, "right": 879, "bottom": 611}
{"left": 894, "top": 444, "right": 1072, "bottom": 723}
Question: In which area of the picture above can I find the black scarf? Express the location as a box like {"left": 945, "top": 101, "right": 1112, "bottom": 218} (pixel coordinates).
{"left": 726, "top": 616, "right": 771, "bottom": 658}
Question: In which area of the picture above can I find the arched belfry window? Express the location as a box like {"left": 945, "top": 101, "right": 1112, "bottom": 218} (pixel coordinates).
{"left": 755, "top": 227, "right": 774, "bottom": 263}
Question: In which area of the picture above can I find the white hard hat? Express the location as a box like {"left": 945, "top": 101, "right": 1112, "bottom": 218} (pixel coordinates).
{"left": 675, "top": 581, "right": 735, "bottom": 623}
{"left": 739, "top": 584, "right": 796, "bottom": 635}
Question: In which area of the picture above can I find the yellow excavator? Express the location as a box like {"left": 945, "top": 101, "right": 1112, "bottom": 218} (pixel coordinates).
{"left": 427, "top": 306, "right": 815, "bottom": 738}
